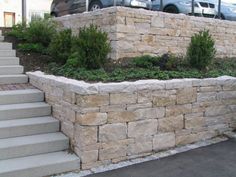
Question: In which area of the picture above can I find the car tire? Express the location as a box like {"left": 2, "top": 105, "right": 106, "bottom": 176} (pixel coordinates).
{"left": 89, "top": 1, "right": 103, "bottom": 11}
{"left": 51, "top": 12, "right": 57, "bottom": 17}
{"left": 163, "top": 5, "right": 179, "bottom": 14}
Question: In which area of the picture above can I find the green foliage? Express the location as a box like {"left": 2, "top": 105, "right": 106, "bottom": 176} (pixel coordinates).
{"left": 132, "top": 55, "right": 160, "bottom": 69}
{"left": 25, "top": 18, "right": 56, "bottom": 47}
{"left": 187, "top": 30, "right": 216, "bottom": 70}
{"left": 7, "top": 23, "right": 27, "bottom": 41}
{"left": 68, "top": 24, "right": 111, "bottom": 69}
{"left": 49, "top": 29, "right": 72, "bottom": 64}
{"left": 17, "top": 43, "right": 48, "bottom": 54}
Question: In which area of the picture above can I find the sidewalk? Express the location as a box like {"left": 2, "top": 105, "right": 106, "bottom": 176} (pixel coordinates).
{"left": 87, "top": 139, "right": 236, "bottom": 177}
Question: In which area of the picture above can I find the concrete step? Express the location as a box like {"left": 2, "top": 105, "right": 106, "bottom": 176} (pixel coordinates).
{"left": 0, "top": 74, "right": 28, "bottom": 84}
{"left": 0, "top": 116, "right": 59, "bottom": 139}
{"left": 0, "top": 151, "right": 80, "bottom": 177}
{"left": 0, "top": 65, "right": 24, "bottom": 75}
{"left": 0, "top": 50, "right": 15, "bottom": 57}
{"left": 0, "top": 43, "right": 12, "bottom": 50}
{"left": 0, "top": 57, "right": 19, "bottom": 65}
{"left": 0, "top": 36, "right": 4, "bottom": 42}
{"left": 0, "top": 133, "right": 69, "bottom": 160}
{"left": 0, "top": 89, "right": 44, "bottom": 105}
{"left": 0, "top": 102, "right": 51, "bottom": 121}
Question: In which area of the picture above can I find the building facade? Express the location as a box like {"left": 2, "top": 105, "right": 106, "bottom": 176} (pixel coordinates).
{"left": 0, "top": 0, "right": 52, "bottom": 27}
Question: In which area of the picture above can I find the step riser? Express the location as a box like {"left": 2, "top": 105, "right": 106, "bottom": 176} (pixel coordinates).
{"left": 0, "top": 59, "right": 19, "bottom": 66}
{"left": 0, "top": 120, "right": 59, "bottom": 139}
{"left": 0, "top": 90, "right": 44, "bottom": 105}
{"left": 0, "top": 106, "right": 51, "bottom": 121}
{"left": 0, "top": 50, "right": 15, "bottom": 57}
{"left": 0, "top": 139, "right": 69, "bottom": 160}
{"left": 0, "top": 66, "right": 23, "bottom": 75}
{"left": 0, "top": 75, "right": 28, "bottom": 85}
{"left": 0, "top": 43, "right": 12, "bottom": 50}
{"left": 0, "top": 36, "right": 4, "bottom": 42}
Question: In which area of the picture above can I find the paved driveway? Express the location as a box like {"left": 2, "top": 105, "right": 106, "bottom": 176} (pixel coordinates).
{"left": 87, "top": 139, "right": 236, "bottom": 177}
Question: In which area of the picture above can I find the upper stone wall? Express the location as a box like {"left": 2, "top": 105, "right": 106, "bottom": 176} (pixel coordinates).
{"left": 56, "top": 7, "right": 236, "bottom": 60}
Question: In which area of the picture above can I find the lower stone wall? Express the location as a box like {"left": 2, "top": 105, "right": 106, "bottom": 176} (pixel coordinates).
{"left": 28, "top": 71, "right": 236, "bottom": 170}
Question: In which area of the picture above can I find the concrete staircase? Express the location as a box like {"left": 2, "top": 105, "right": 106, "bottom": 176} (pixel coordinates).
{"left": 0, "top": 31, "right": 80, "bottom": 177}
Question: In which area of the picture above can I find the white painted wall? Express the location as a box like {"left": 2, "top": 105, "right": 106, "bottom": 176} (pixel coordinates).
{"left": 0, "top": 0, "right": 53, "bottom": 27}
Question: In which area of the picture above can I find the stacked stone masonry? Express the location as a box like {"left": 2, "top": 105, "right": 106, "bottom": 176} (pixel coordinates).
{"left": 28, "top": 71, "right": 236, "bottom": 170}
{"left": 56, "top": 7, "right": 236, "bottom": 60}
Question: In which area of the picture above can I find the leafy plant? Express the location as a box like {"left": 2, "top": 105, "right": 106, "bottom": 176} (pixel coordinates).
{"left": 25, "top": 18, "right": 56, "bottom": 47}
{"left": 68, "top": 24, "right": 111, "bottom": 69}
{"left": 187, "top": 30, "right": 216, "bottom": 70}
{"left": 132, "top": 55, "right": 160, "bottom": 69}
{"left": 49, "top": 29, "right": 72, "bottom": 64}
{"left": 17, "top": 43, "right": 48, "bottom": 54}
{"left": 7, "top": 23, "right": 27, "bottom": 41}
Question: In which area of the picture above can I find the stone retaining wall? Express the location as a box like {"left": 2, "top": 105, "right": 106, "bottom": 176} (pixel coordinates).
{"left": 56, "top": 7, "right": 236, "bottom": 60}
{"left": 28, "top": 71, "right": 236, "bottom": 170}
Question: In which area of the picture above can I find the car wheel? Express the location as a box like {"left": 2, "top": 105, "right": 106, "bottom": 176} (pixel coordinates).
{"left": 89, "top": 1, "right": 103, "bottom": 11}
{"left": 51, "top": 12, "right": 57, "bottom": 17}
{"left": 163, "top": 5, "right": 179, "bottom": 14}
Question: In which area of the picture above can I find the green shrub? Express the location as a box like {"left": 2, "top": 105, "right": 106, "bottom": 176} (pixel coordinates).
{"left": 68, "top": 24, "right": 111, "bottom": 69}
{"left": 132, "top": 55, "right": 160, "bottom": 69}
{"left": 187, "top": 30, "right": 216, "bottom": 70}
{"left": 25, "top": 18, "right": 56, "bottom": 47}
{"left": 17, "top": 43, "right": 47, "bottom": 54}
{"left": 7, "top": 23, "right": 27, "bottom": 41}
{"left": 49, "top": 29, "right": 72, "bottom": 64}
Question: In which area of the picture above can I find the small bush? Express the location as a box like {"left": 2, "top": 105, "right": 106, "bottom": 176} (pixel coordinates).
{"left": 49, "top": 29, "right": 72, "bottom": 64}
{"left": 17, "top": 43, "right": 47, "bottom": 54}
{"left": 68, "top": 24, "right": 111, "bottom": 69}
{"left": 132, "top": 55, "right": 160, "bottom": 69}
{"left": 26, "top": 18, "right": 56, "bottom": 47}
{"left": 7, "top": 23, "right": 27, "bottom": 41}
{"left": 187, "top": 30, "right": 216, "bottom": 70}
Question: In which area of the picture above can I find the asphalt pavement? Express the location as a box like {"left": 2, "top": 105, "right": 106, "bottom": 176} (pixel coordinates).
{"left": 87, "top": 139, "right": 236, "bottom": 177}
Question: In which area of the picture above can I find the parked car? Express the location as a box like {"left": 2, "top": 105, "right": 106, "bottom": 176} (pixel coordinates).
{"left": 51, "top": 0, "right": 152, "bottom": 17}
{"left": 152, "top": 0, "right": 217, "bottom": 18}
{"left": 210, "top": 0, "right": 236, "bottom": 21}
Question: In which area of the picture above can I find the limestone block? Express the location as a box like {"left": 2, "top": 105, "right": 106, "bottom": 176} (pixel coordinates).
{"left": 158, "top": 115, "right": 184, "bottom": 132}
{"left": 205, "top": 105, "right": 230, "bottom": 117}
{"left": 137, "top": 90, "right": 152, "bottom": 103}
{"left": 127, "top": 103, "right": 152, "bottom": 111}
{"left": 61, "top": 121, "right": 74, "bottom": 140}
{"left": 107, "top": 111, "right": 136, "bottom": 123}
{"left": 75, "top": 148, "right": 98, "bottom": 164}
{"left": 176, "top": 88, "right": 197, "bottom": 104}
{"left": 110, "top": 93, "right": 137, "bottom": 105}
{"left": 166, "top": 104, "right": 192, "bottom": 117}
{"left": 75, "top": 124, "right": 97, "bottom": 147}
{"left": 197, "top": 92, "right": 217, "bottom": 102}
{"left": 128, "top": 119, "right": 158, "bottom": 138}
{"left": 217, "top": 91, "right": 236, "bottom": 100}
{"left": 199, "top": 86, "right": 222, "bottom": 92}
{"left": 153, "top": 95, "right": 176, "bottom": 107}
{"left": 153, "top": 132, "right": 175, "bottom": 151}
{"left": 100, "top": 104, "right": 126, "bottom": 112}
{"left": 151, "top": 16, "right": 164, "bottom": 28}
{"left": 99, "top": 142, "right": 127, "bottom": 161}
{"left": 63, "top": 91, "right": 76, "bottom": 104}
{"left": 185, "top": 113, "right": 205, "bottom": 129}
{"left": 99, "top": 123, "right": 127, "bottom": 142}
{"left": 134, "top": 107, "right": 165, "bottom": 120}
{"left": 128, "top": 137, "right": 153, "bottom": 155}
{"left": 76, "top": 94, "right": 109, "bottom": 107}
{"left": 165, "top": 79, "right": 192, "bottom": 89}
{"left": 76, "top": 112, "right": 107, "bottom": 126}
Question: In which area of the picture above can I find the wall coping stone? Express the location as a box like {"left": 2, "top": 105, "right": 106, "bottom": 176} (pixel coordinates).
{"left": 27, "top": 71, "right": 236, "bottom": 95}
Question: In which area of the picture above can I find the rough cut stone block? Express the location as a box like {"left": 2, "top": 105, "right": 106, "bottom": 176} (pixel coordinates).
{"left": 76, "top": 112, "right": 107, "bottom": 126}
{"left": 151, "top": 16, "right": 165, "bottom": 28}
{"left": 128, "top": 137, "right": 153, "bottom": 155}
{"left": 165, "top": 79, "right": 192, "bottom": 89}
{"left": 75, "top": 125, "right": 97, "bottom": 147}
{"left": 137, "top": 90, "right": 152, "bottom": 103}
{"left": 128, "top": 119, "right": 158, "bottom": 138}
{"left": 99, "top": 123, "right": 127, "bottom": 142}
{"left": 166, "top": 104, "right": 192, "bottom": 117}
{"left": 134, "top": 108, "right": 165, "bottom": 120}
{"left": 100, "top": 104, "right": 126, "bottom": 112}
{"left": 185, "top": 113, "right": 205, "bottom": 129}
{"left": 75, "top": 148, "right": 98, "bottom": 164}
{"left": 205, "top": 105, "right": 229, "bottom": 117}
{"left": 107, "top": 111, "right": 136, "bottom": 123}
{"left": 197, "top": 92, "right": 217, "bottom": 102}
{"left": 61, "top": 121, "right": 74, "bottom": 140}
{"left": 159, "top": 115, "right": 184, "bottom": 132}
{"left": 176, "top": 88, "right": 197, "bottom": 104}
{"left": 127, "top": 103, "right": 152, "bottom": 111}
{"left": 153, "top": 95, "right": 176, "bottom": 107}
{"left": 110, "top": 93, "right": 137, "bottom": 105}
{"left": 217, "top": 91, "right": 236, "bottom": 100}
{"left": 76, "top": 94, "right": 109, "bottom": 107}
{"left": 153, "top": 132, "right": 175, "bottom": 151}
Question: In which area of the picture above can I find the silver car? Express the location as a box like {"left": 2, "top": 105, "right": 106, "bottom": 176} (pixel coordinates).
{"left": 152, "top": 0, "right": 217, "bottom": 18}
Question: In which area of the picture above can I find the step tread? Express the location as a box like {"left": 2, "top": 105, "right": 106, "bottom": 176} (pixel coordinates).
{"left": 0, "top": 57, "right": 19, "bottom": 60}
{"left": 0, "top": 74, "right": 28, "bottom": 85}
{"left": 0, "top": 102, "right": 50, "bottom": 111}
{"left": 0, "top": 65, "right": 24, "bottom": 75}
{"left": 0, "top": 89, "right": 42, "bottom": 96}
{"left": 0, "top": 65, "right": 23, "bottom": 68}
{"left": 0, "top": 116, "right": 58, "bottom": 128}
{"left": 0, "top": 132, "right": 67, "bottom": 148}
{"left": 0, "top": 151, "right": 80, "bottom": 175}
